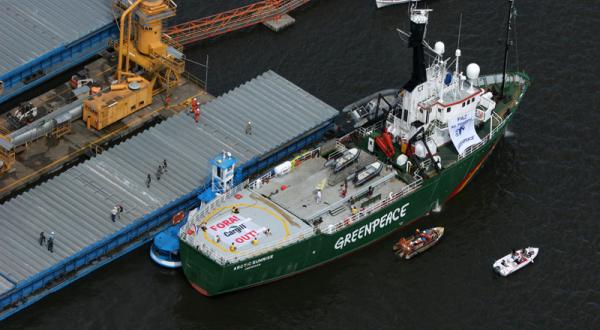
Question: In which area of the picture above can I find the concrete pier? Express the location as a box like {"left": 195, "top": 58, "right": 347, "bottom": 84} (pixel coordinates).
{"left": 263, "top": 14, "right": 296, "bottom": 32}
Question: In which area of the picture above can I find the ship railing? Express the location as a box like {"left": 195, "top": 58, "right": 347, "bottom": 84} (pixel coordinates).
{"left": 248, "top": 169, "right": 276, "bottom": 191}
{"left": 358, "top": 121, "right": 383, "bottom": 137}
{"left": 429, "top": 119, "right": 447, "bottom": 130}
{"left": 419, "top": 158, "right": 432, "bottom": 170}
{"left": 290, "top": 147, "right": 321, "bottom": 168}
{"left": 307, "top": 171, "right": 397, "bottom": 222}
{"left": 321, "top": 175, "right": 424, "bottom": 234}
{"left": 475, "top": 72, "right": 527, "bottom": 88}
{"left": 193, "top": 226, "right": 317, "bottom": 266}
{"left": 458, "top": 112, "right": 507, "bottom": 160}
{"left": 336, "top": 130, "right": 355, "bottom": 146}
{"left": 185, "top": 182, "right": 248, "bottom": 227}
{"left": 248, "top": 147, "right": 321, "bottom": 190}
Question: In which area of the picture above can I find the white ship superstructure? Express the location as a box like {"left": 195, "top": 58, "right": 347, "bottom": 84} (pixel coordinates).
{"left": 385, "top": 9, "right": 497, "bottom": 150}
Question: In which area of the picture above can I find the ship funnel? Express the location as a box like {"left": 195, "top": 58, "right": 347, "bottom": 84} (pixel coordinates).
{"left": 402, "top": 9, "right": 431, "bottom": 92}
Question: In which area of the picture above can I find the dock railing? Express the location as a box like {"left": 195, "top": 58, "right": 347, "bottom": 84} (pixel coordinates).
{"left": 320, "top": 174, "right": 423, "bottom": 235}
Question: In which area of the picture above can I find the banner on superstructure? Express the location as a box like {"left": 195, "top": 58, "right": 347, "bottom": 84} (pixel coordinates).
{"left": 208, "top": 214, "right": 263, "bottom": 247}
{"left": 448, "top": 111, "right": 482, "bottom": 155}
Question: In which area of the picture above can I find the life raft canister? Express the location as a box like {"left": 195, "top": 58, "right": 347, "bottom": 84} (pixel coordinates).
{"left": 172, "top": 211, "right": 185, "bottom": 225}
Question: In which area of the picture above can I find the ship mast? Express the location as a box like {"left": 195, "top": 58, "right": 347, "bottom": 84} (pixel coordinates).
{"left": 500, "top": 0, "right": 515, "bottom": 100}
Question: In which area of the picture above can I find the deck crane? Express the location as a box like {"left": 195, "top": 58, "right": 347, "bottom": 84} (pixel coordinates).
{"left": 83, "top": 0, "right": 309, "bottom": 131}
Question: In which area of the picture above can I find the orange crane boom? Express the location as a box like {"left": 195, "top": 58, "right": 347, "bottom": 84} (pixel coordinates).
{"left": 164, "top": 0, "right": 310, "bottom": 46}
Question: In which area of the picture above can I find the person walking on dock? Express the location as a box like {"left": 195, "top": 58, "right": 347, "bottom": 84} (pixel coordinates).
{"left": 111, "top": 206, "right": 118, "bottom": 222}
{"left": 162, "top": 159, "right": 168, "bottom": 173}
{"left": 245, "top": 121, "right": 252, "bottom": 135}
{"left": 117, "top": 204, "right": 124, "bottom": 220}
{"left": 146, "top": 174, "right": 152, "bottom": 188}
{"left": 316, "top": 189, "right": 322, "bottom": 204}
{"left": 156, "top": 165, "right": 163, "bottom": 181}
{"left": 193, "top": 106, "right": 200, "bottom": 124}
{"left": 47, "top": 232, "right": 55, "bottom": 253}
{"left": 39, "top": 231, "right": 46, "bottom": 246}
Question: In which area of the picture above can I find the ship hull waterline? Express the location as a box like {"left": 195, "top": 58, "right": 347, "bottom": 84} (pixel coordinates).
{"left": 180, "top": 111, "right": 514, "bottom": 296}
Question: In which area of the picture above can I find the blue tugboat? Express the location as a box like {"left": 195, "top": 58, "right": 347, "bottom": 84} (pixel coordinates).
{"left": 150, "top": 211, "right": 186, "bottom": 268}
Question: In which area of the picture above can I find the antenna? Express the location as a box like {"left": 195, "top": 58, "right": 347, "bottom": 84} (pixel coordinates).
{"left": 457, "top": 13, "right": 462, "bottom": 50}
{"left": 500, "top": 0, "right": 516, "bottom": 100}
{"left": 454, "top": 13, "right": 463, "bottom": 95}
{"left": 455, "top": 13, "right": 463, "bottom": 74}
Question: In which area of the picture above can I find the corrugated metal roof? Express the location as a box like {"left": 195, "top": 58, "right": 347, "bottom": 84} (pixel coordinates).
{"left": 0, "top": 0, "right": 114, "bottom": 76}
{"left": 0, "top": 71, "right": 338, "bottom": 295}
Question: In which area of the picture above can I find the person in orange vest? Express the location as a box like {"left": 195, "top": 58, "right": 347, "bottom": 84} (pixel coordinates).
{"left": 194, "top": 106, "right": 200, "bottom": 124}
{"left": 191, "top": 97, "right": 198, "bottom": 113}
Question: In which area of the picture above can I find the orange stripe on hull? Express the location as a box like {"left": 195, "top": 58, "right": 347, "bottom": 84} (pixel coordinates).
{"left": 446, "top": 142, "right": 499, "bottom": 201}
{"left": 190, "top": 281, "right": 210, "bottom": 296}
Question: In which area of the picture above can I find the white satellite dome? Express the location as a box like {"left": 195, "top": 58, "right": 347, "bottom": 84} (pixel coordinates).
{"left": 466, "top": 63, "right": 481, "bottom": 80}
{"left": 434, "top": 41, "right": 445, "bottom": 55}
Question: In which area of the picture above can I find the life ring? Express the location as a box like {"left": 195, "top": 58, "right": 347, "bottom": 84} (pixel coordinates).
{"left": 172, "top": 211, "right": 185, "bottom": 225}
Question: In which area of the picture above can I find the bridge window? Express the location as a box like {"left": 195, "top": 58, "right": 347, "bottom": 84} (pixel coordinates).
{"left": 446, "top": 107, "right": 451, "bottom": 113}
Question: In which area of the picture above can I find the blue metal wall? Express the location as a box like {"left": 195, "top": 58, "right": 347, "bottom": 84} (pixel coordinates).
{"left": 0, "top": 119, "right": 333, "bottom": 320}
{"left": 0, "top": 22, "right": 118, "bottom": 106}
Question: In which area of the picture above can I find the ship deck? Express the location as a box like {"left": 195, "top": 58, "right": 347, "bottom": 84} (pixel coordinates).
{"left": 254, "top": 152, "right": 404, "bottom": 228}
{"left": 184, "top": 151, "right": 407, "bottom": 265}
{"left": 185, "top": 189, "right": 313, "bottom": 264}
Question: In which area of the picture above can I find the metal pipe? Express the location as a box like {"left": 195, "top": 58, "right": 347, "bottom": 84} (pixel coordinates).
{"left": 117, "top": 0, "right": 143, "bottom": 82}
{"left": 7, "top": 103, "right": 82, "bottom": 148}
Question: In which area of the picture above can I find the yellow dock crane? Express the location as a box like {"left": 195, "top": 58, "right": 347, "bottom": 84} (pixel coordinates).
{"left": 83, "top": 0, "right": 185, "bottom": 130}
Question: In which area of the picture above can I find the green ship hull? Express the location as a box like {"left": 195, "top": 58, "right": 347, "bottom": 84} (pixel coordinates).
{"left": 180, "top": 75, "right": 529, "bottom": 296}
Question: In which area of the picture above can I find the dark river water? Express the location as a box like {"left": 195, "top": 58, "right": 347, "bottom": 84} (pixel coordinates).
{"left": 5, "top": 0, "right": 600, "bottom": 328}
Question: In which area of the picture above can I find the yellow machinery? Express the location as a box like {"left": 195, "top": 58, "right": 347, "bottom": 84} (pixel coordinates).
{"left": 83, "top": 78, "right": 153, "bottom": 130}
{"left": 0, "top": 130, "right": 15, "bottom": 175}
{"left": 83, "top": 0, "right": 185, "bottom": 131}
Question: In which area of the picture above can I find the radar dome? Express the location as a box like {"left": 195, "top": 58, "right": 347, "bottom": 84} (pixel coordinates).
{"left": 434, "top": 41, "right": 445, "bottom": 55}
{"left": 397, "top": 154, "right": 408, "bottom": 167}
{"left": 466, "top": 63, "right": 480, "bottom": 80}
